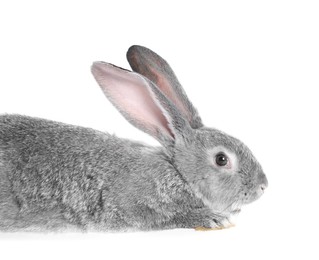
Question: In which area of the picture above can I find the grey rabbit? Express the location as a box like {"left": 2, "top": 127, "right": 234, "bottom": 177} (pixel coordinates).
{"left": 0, "top": 45, "right": 268, "bottom": 232}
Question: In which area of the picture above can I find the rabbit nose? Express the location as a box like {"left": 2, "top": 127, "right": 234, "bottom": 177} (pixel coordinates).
{"left": 260, "top": 183, "right": 267, "bottom": 192}
{"left": 258, "top": 173, "right": 268, "bottom": 192}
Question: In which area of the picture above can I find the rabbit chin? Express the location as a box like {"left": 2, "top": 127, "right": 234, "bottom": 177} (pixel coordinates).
{"left": 209, "top": 209, "right": 241, "bottom": 229}
{"left": 220, "top": 207, "right": 242, "bottom": 227}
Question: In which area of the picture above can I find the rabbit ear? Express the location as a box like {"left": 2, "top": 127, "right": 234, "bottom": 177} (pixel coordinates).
{"left": 127, "top": 45, "right": 203, "bottom": 129}
{"left": 91, "top": 62, "right": 191, "bottom": 146}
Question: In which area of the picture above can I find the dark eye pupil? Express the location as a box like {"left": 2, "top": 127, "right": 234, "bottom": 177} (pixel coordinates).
{"left": 215, "top": 153, "right": 228, "bottom": 166}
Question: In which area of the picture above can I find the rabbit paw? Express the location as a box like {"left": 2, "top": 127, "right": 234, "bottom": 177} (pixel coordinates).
{"left": 194, "top": 224, "right": 235, "bottom": 231}
{"left": 194, "top": 218, "right": 235, "bottom": 231}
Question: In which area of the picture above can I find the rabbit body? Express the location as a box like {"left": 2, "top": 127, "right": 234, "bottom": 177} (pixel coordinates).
{"left": 0, "top": 115, "right": 210, "bottom": 231}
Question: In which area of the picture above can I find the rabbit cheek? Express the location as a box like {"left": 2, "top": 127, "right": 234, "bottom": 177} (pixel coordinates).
{"left": 206, "top": 178, "right": 241, "bottom": 213}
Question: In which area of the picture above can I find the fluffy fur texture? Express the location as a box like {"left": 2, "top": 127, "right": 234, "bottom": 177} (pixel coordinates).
{"left": 0, "top": 46, "right": 267, "bottom": 232}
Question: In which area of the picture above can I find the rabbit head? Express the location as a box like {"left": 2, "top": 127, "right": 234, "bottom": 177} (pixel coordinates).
{"left": 91, "top": 45, "right": 268, "bottom": 219}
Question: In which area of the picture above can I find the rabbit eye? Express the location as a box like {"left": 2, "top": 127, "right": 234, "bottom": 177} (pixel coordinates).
{"left": 215, "top": 152, "right": 228, "bottom": 166}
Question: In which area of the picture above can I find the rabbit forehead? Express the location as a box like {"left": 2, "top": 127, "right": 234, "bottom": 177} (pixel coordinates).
{"left": 195, "top": 127, "right": 254, "bottom": 158}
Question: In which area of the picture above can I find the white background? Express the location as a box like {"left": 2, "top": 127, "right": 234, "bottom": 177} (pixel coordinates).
{"left": 0, "top": 0, "right": 318, "bottom": 259}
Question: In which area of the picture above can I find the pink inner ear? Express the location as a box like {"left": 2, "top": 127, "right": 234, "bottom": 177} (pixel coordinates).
{"left": 149, "top": 67, "right": 191, "bottom": 123}
{"left": 91, "top": 62, "right": 173, "bottom": 139}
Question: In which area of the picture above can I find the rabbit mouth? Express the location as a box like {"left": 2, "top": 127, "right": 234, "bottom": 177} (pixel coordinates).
{"left": 231, "top": 209, "right": 241, "bottom": 214}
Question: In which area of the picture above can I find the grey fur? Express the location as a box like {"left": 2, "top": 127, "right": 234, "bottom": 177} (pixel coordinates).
{"left": 0, "top": 46, "right": 267, "bottom": 232}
